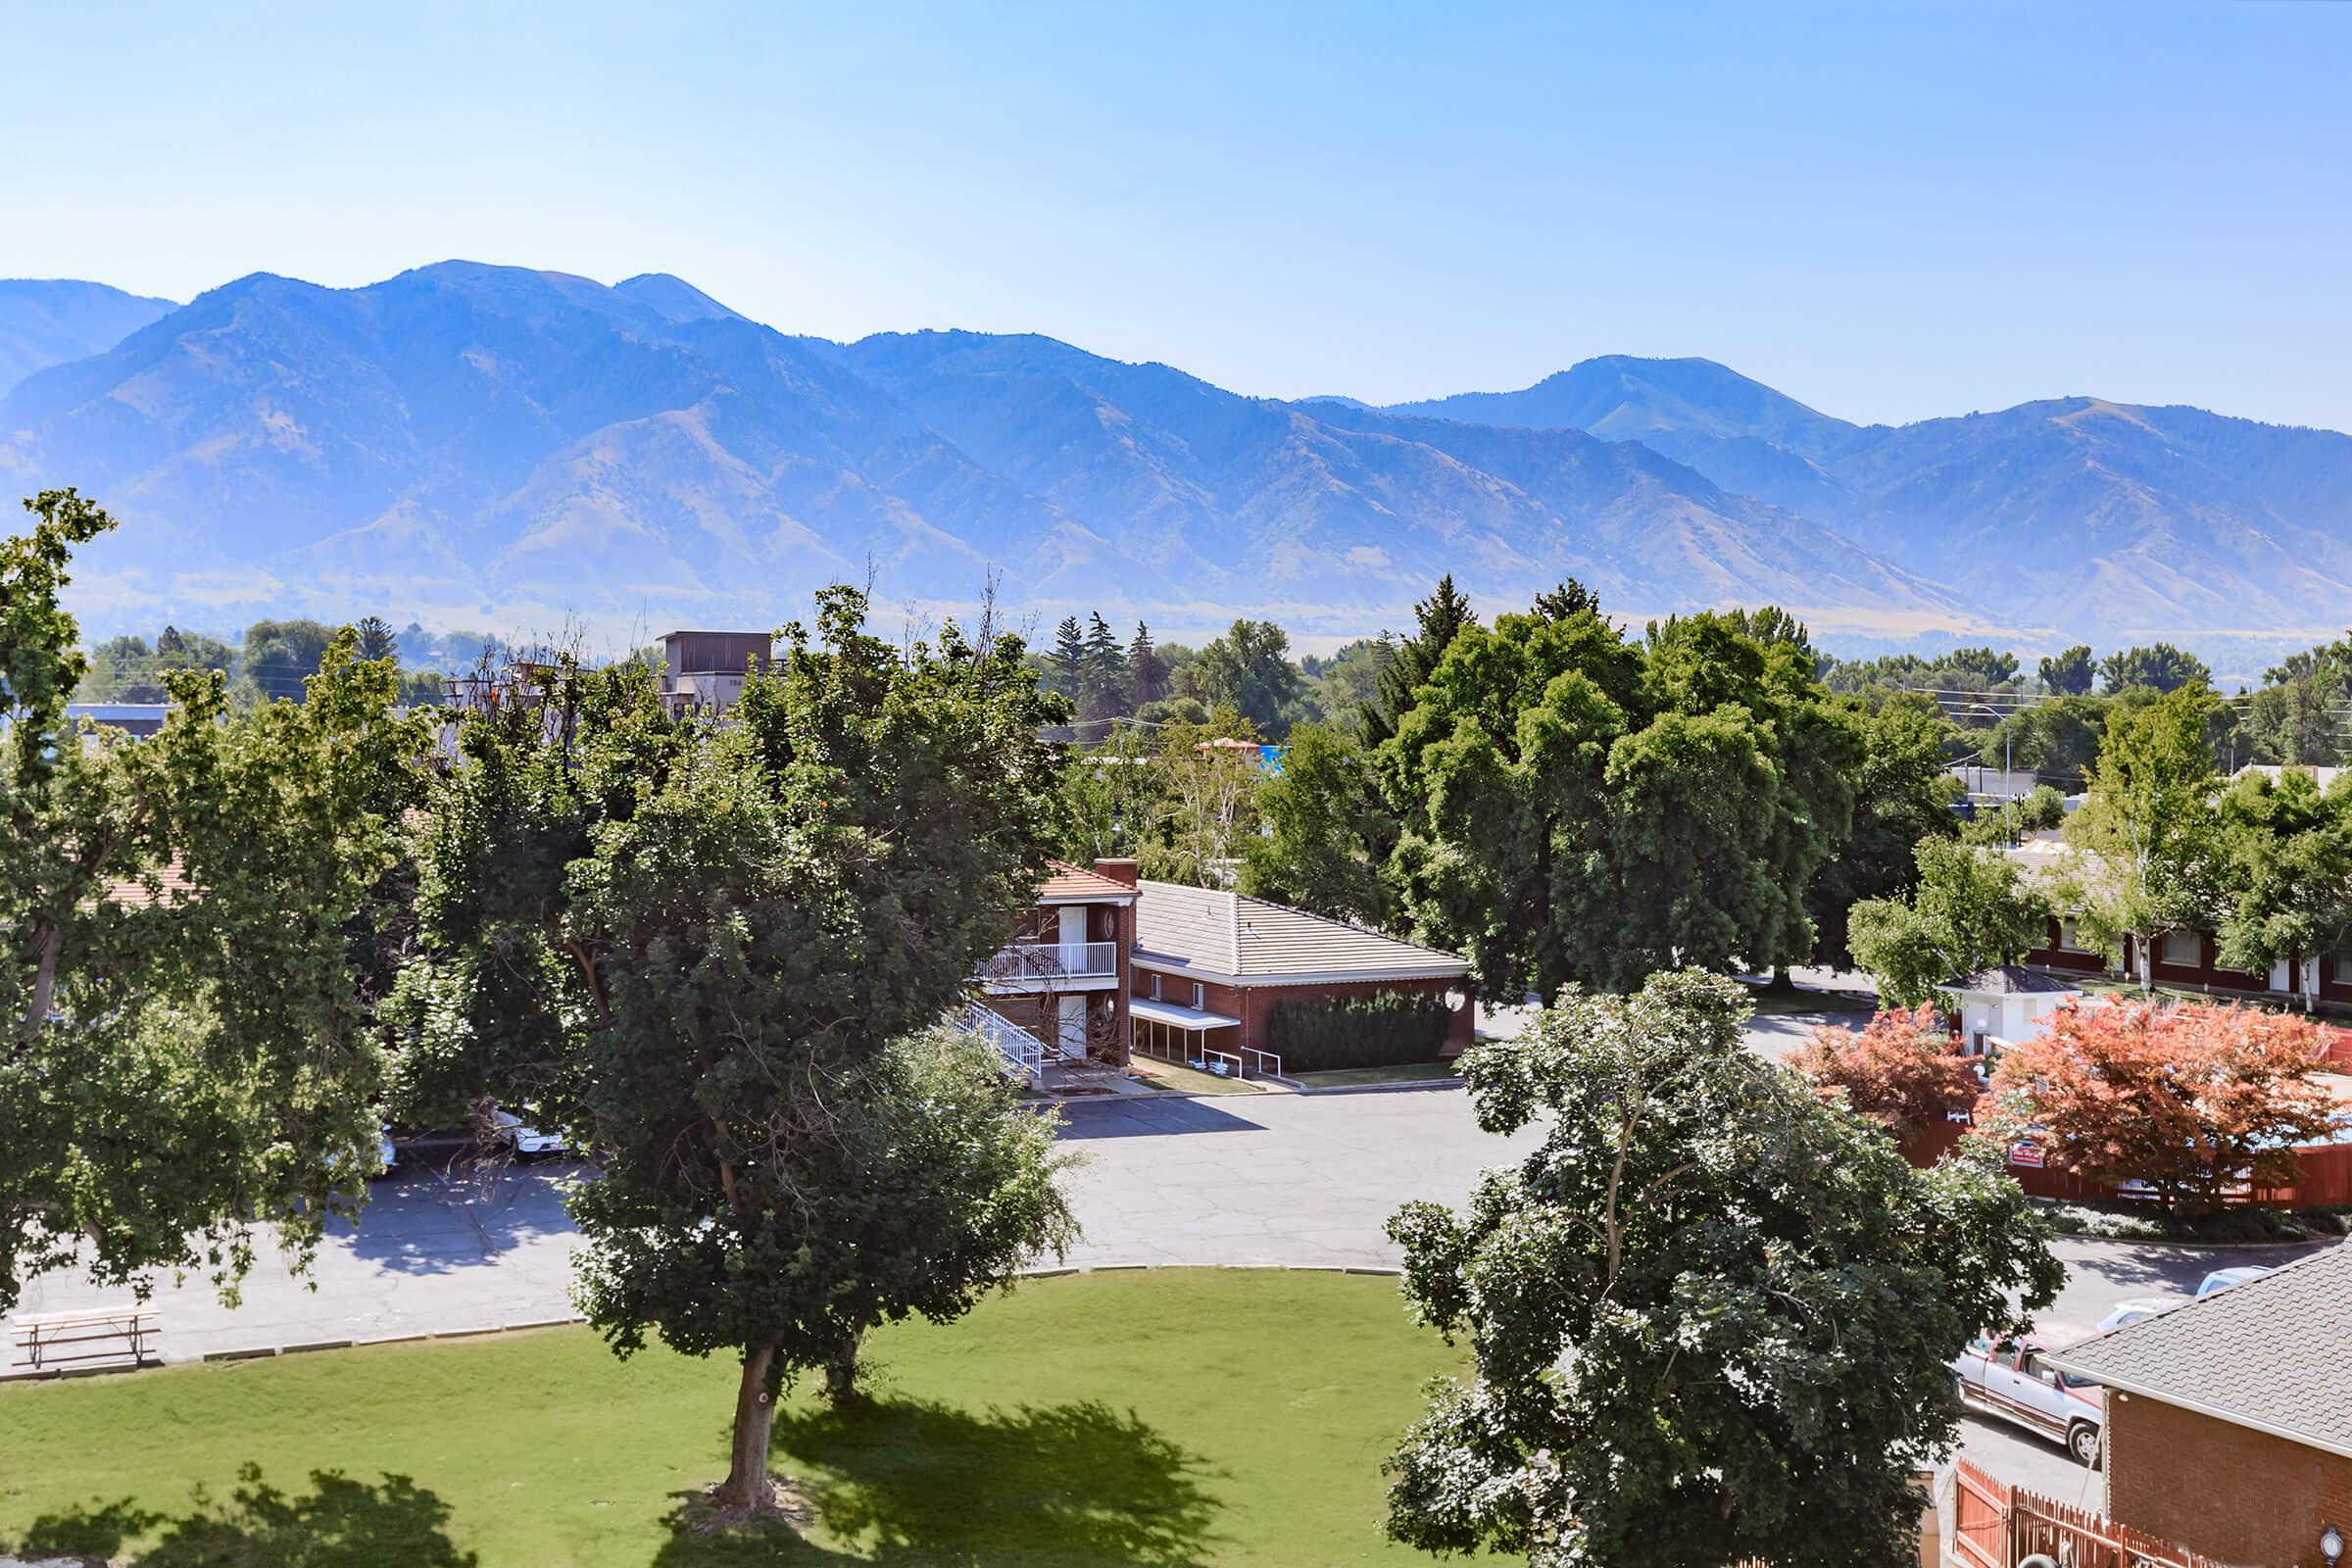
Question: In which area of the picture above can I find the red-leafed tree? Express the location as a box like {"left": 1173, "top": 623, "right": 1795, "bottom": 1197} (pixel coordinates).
{"left": 1978, "top": 1000, "right": 2345, "bottom": 1214}
{"left": 1791, "top": 1004, "right": 1983, "bottom": 1138}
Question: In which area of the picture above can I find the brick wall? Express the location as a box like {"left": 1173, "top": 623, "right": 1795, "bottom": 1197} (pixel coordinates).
{"left": 1131, "top": 969, "right": 1470, "bottom": 1056}
{"left": 2106, "top": 1389, "right": 2352, "bottom": 1565}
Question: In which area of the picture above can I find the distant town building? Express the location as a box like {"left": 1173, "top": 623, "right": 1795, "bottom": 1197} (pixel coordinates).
{"left": 64, "top": 703, "right": 172, "bottom": 739}
{"left": 659, "top": 629, "right": 773, "bottom": 716}
{"left": 1946, "top": 763, "right": 2037, "bottom": 803}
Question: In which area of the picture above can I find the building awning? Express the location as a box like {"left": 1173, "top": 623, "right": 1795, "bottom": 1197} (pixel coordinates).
{"left": 1130, "top": 997, "right": 1241, "bottom": 1033}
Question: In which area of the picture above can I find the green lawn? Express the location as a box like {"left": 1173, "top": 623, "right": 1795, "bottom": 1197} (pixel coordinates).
{"left": 0, "top": 1269, "right": 1455, "bottom": 1567}
{"left": 1294, "top": 1061, "right": 1460, "bottom": 1089}
{"left": 1126, "top": 1058, "right": 1261, "bottom": 1095}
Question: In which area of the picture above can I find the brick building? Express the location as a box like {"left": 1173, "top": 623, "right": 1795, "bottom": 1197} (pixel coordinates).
{"left": 1125, "top": 878, "right": 1473, "bottom": 1068}
{"left": 971, "top": 859, "right": 1138, "bottom": 1077}
{"left": 2052, "top": 1244, "right": 2352, "bottom": 1567}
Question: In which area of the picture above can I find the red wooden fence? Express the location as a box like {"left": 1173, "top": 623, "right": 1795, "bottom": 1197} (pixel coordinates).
{"left": 1951, "top": 1458, "right": 2220, "bottom": 1568}
{"left": 1901, "top": 1120, "right": 2352, "bottom": 1208}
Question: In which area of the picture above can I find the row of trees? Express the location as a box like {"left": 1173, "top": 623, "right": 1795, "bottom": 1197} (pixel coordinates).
{"left": 1057, "top": 577, "right": 1965, "bottom": 1004}
{"left": 75, "top": 613, "right": 478, "bottom": 709}
{"left": 7, "top": 493, "right": 1082, "bottom": 1516}
{"left": 1795, "top": 998, "right": 2342, "bottom": 1218}
{"left": 1848, "top": 685, "right": 2352, "bottom": 1005}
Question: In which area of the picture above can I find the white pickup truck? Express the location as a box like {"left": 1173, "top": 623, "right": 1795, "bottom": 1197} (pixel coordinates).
{"left": 1952, "top": 1331, "right": 2104, "bottom": 1467}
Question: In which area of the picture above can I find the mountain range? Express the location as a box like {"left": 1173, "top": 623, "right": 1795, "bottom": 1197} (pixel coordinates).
{"left": 2, "top": 262, "right": 2347, "bottom": 662}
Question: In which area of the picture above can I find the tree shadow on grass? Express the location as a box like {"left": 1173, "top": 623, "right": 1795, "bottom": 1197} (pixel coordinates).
{"left": 651, "top": 1396, "right": 1224, "bottom": 1567}
{"left": 9, "top": 1465, "right": 477, "bottom": 1567}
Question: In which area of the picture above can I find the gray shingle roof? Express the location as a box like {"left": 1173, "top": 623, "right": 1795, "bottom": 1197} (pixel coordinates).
{"left": 1940, "top": 964, "right": 2082, "bottom": 996}
{"left": 1132, "top": 880, "right": 1469, "bottom": 984}
{"left": 2049, "top": 1242, "right": 2352, "bottom": 1457}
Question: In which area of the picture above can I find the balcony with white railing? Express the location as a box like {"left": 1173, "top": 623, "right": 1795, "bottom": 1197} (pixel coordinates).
{"left": 975, "top": 941, "right": 1120, "bottom": 990}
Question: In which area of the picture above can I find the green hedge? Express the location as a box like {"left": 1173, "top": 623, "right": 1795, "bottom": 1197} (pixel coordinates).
{"left": 1264, "top": 991, "right": 1453, "bottom": 1073}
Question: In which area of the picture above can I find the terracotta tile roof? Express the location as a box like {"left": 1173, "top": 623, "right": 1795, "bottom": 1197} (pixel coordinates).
{"left": 1038, "top": 860, "right": 1137, "bottom": 902}
{"left": 1134, "top": 879, "right": 1469, "bottom": 984}
{"left": 2051, "top": 1242, "right": 2352, "bottom": 1458}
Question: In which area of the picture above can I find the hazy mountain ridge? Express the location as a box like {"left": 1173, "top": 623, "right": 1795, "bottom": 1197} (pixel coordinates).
{"left": 0, "top": 268, "right": 1970, "bottom": 643}
{"left": 1390, "top": 359, "right": 2352, "bottom": 644}
{"left": 3, "top": 268, "right": 2344, "bottom": 654}
{"left": 0, "top": 279, "right": 177, "bottom": 397}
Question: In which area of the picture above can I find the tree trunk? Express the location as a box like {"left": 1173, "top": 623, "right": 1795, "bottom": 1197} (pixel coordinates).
{"left": 714, "top": 1343, "right": 781, "bottom": 1510}
{"left": 1760, "top": 965, "right": 1799, "bottom": 996}
{"left": 822, "top": 1330, "right": 864, "bottom": 1405}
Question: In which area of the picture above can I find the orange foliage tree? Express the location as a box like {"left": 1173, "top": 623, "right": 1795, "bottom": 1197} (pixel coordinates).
{"left": 1791, "top": 1004, "right": 1982, "bottom": 1139}
{"left": 1978, "top": 1000, "right": 2345, "bottom": 1214}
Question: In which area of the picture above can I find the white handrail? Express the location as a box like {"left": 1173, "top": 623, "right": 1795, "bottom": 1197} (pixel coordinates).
{"left": 977, "top": 941, "right": 1119, "bottom": 981}
{"left": 957, "top": 1001, "right": 1047, "bottom": 1087}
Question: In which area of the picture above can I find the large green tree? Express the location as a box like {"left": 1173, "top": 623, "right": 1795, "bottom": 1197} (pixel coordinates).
{"left": 2215, "top": 765, "right": 2352, "bottom": 993}
{"left": 1239, "top": 720, "right": 1393, "bottom": 926}
{"left": 1383, "top": 970, "right": 2059, "bottom": 1567}
{"left": 2038, "top": 644, "right": 2095, "bottom": 697}
{"left": 1184, "top": 617, "right": 1308, "bottom": 735}
{"left": 2063, "top": 686, "right": 2224, "bottom": 993}
{"left": 1803, "top": 693, "right": 1961, "bottom": 970}
{"left": 2100, "top": 642, "right": 2212, "bottom": 695}
{"left": 3, "top": 491, "right": 427, "bottom": 1312}
{"left": 1380, "top": 601, "right": 1860, "bottom": 999}
{"left": 390, "top": 588, "right": 1070, "bottom": 1511}
{"left": 1846, "top": 838, "right": 2051, "bottom": 1006}
{"left": 235, "top": 617, "right": 340, "bottom": 707}
{"left": 2240, "top": 635, "right": 2351, "bottom": 767}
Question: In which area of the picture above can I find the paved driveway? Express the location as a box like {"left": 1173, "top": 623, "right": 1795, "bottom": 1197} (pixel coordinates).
{"left": 14, "top": 1087, "right": 1534, "bottom": 1363}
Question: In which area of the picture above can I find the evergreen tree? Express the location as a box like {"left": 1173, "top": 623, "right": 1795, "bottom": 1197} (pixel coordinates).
{"left": 1079, "top": 612, "right": 1129, "bottom": 725}
{"left": 1045, "top": 615, "right": 1087, "bottom": 700}
{"left": 354, "top": 614, "right": 399, "bottom": 662}
{"left": 1361, "top": 575, "right": 1476, "bottom": 746}
{"left": 2038, "top": 645, "right": 2095, "bottom": 696}
{"left": 1128, "top": 621, "right": 1171, "bottom": 710}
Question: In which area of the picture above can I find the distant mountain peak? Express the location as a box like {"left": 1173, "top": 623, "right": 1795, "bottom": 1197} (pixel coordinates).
{"left": 613, "top": 272, "right": 749, "bottom": 324}
{"left": 0, "top": 277, "right": 180, "bottom": 396}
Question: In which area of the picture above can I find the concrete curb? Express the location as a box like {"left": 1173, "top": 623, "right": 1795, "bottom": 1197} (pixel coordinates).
{"left": 18, "top": 1267, "right": 1403, "bottom": 1380}
{"left": 1293, "top": 1077, "right": 1465, "bottom": 1097}
{"left": 2040, "top": 1227, "right": 2345, "bottom": 1253}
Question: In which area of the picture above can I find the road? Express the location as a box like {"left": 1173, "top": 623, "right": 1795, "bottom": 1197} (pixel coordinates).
{"left": 14, "top": 1020, "right": 2329, "bottom": 1508}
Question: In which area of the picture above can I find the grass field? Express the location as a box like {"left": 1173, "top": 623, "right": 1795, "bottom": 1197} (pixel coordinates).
{"left": 0, "top": 1269, "right": 1456, "bottom": 1567}
{"left": 1293, "top": 1061, "right": 1460, "bottom": 1089}
{"left": 1124, "top": 1058, "right": 1261, "bottom": 1095}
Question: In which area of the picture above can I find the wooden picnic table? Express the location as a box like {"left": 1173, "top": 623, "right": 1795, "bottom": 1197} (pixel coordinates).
{"left": 10, "top": 1304, "right": 162, "bottom": 1372}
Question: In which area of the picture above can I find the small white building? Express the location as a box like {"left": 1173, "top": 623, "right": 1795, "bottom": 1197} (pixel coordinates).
{"left": 1937, "top": 965, "right": 2083, "bottom": 1057}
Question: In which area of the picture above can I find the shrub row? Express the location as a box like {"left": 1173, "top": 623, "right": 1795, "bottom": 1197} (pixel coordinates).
{"left": 1263, "top": 991, "right": 1452, "bottom": 1072}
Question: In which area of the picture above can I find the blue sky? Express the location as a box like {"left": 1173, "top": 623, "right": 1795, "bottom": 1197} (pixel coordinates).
{"left": 6, "top": 1, "right": 2348, "bottom": 428}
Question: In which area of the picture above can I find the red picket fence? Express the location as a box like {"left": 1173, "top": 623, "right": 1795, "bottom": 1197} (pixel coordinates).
{"left": 1951, "top": 1458, "right": 2220, "bottom": 1568}
{"left": 1900, "top": 1119, "right": 2352, "bottom": 1208}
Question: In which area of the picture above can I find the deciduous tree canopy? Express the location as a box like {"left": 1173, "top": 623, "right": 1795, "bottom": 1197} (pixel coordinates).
{"left": 1979, "top": 999, "right": 2343, "bottom": 1214}
{"left": 390, "top": 587, "right": 1071, "bottom": 1509}
{"left": 2, "top": 490, "right": 427, "bottom": 1313}
{"left": 1384, "top": 970, "right": 2059, "bottom": 1568}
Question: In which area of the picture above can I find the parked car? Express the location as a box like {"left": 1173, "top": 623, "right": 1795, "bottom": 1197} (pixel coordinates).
{"left": 327, "top": 1123, "right": 400, "bottom": 1179}
{"left": 2095, "top": 1296, "right": 2187, "bottom": 1332}
{"left": 2195, "top": 1265, "right": 2272, "bottom": 1298}
{"left": 1951, "top": 1332, "right": 2104, "bottom": 1467}
{"left": 491, "top": 1108, "right": 569, "bottom": 1160}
